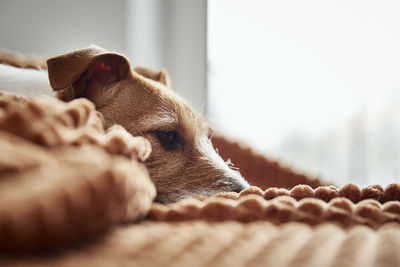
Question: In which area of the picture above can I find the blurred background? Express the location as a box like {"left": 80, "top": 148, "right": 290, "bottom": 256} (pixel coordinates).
{"left": 1, "top": 0, "right": 400, "bottom": 186}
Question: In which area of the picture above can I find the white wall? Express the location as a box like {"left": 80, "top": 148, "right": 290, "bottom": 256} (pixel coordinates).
{"left": 0, "top": 0, "right": 207, "bottom": 111}
{"left": 0, "top": 0, "right": 127, "bottom": 55}
{"left": 127, "top": 0, "right": 207, "bottom": 112}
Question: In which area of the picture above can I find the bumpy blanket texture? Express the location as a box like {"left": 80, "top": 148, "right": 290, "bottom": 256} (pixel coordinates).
{"left": 0, "top": 93, "right": 399, "bottom": 267}
{"left": 0, "top": 50, "right": 400, "bottom": 266}
{"left": 0, "top": 93, "right": 155, "bottom": 252}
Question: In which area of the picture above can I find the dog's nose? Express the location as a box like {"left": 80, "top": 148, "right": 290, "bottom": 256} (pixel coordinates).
{"left": 232, "top": 179, "right": 250, "bottom": 193}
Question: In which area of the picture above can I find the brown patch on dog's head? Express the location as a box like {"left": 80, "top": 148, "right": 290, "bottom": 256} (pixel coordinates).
{"left": 47, "top": 46, "right": 249, "bottom": 203}
{"left": 134, "top": 66, "right": 171, "bottom": 88}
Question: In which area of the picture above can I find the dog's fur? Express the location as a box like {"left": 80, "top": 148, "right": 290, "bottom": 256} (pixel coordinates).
{"left": 2, "top": 46, "right": 249, "bottom": 202}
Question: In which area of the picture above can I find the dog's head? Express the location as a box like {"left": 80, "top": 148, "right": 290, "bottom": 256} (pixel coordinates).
{"left": 47, "top": 46, "right": 249, "bottom": 202}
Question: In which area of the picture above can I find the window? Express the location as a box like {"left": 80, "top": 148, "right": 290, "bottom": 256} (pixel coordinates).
{"left": 208, "top": 0, "right": 400, "bottom": 186}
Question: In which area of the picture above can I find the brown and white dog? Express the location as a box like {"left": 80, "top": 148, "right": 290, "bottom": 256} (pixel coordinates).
{"left": 0, "top": 46, "right": 249, "bottom": 203}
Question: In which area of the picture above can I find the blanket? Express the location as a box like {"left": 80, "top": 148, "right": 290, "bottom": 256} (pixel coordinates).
{"left": 0, "top": 93, "right": 399, "bottom": 267}
{"left": 1, "top": 50, "right": 400, "bottom": 266}
{"left": 0, "top": 93, "right": 155, "bottom": 252}
{"left": 212, "top": 136, "right": 325, "bottom": 189}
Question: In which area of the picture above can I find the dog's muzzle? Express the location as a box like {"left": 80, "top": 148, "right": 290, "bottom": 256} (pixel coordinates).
{"left": 229, "top": 175, "right": 250, "bottom": 193}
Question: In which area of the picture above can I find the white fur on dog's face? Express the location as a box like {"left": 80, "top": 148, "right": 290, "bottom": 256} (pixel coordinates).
{"left": 140, "top": 97, "right": 249, "bottom": 203}
{"left": 46, "top": 46, "right": 249, "bottom": 203}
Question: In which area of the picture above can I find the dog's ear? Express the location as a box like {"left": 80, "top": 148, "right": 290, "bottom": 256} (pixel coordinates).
{"left": 134, "top": 67, "right": 171, "bottom": 88}
{"left": 47, "top": 45, "right": 131, "bottom": 102}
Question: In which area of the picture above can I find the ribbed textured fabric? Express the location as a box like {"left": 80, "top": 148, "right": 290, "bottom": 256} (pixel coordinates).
{"left": 2, "top": 221, "right": 400, "bottom": 267}
{"left": 0, "top": 93, "right": 155, "bottom": 251}
{"left": 212, "top": 135, "right": 325, "bottom": 189}
{"left": 148, "top": 187, "right": 400, "bottom": 228}
{"left": 0, "top": 48, "right": 47, "bottom": 70}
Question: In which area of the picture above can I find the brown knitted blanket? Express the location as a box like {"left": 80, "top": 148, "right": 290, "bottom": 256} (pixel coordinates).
{"left": 0, "top": 93, "right": 155, "bottom": 252}
{"left": 1, "top": 51, "right": 400, "bottom": 266}
{"left": 0, "top": 93, "right": 399, "bottom": 267}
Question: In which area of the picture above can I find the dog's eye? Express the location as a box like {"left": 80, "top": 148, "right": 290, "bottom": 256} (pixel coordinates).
{"left": 156, "top": 130, "right": 182, "bottom": 150}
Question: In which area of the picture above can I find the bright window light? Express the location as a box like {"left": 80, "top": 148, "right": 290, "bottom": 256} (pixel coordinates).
{"left": 208, "top": 0, "right": 400, "bottom": 186}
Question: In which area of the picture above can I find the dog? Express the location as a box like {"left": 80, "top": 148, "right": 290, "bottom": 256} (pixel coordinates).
{"left": 0, "top": 45, "right": 249, "bottom": 203}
